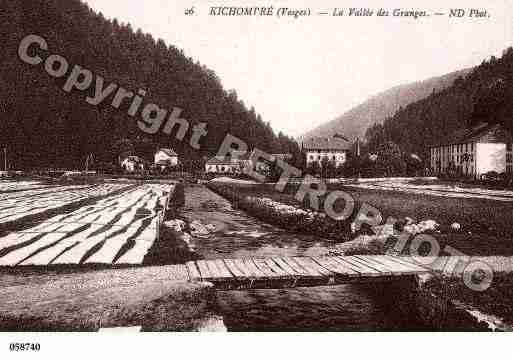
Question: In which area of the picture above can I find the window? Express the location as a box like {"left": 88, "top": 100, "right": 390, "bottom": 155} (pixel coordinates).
{"left": 508, "top": 143, "right": 512, "bottom": 152}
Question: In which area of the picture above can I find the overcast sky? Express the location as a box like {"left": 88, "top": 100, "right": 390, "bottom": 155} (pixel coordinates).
{"left": 84, "top": 0, "right": 513, "bottom": 137}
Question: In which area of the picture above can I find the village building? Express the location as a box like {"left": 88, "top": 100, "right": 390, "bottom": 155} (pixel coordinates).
{"left": 301, "top": 137, "right": 353, "bottom": 167}
{"left": 154, "top": 148, "right": 179, "bottom": 171}
{"left": 205, "top": 151, "right": 251, "bottom": 174}
{"left": 204, "top": 151, "right": 292, "bottom": 175}
{"left": 429, "top": 122, "right": 513, "bottom": 178}
{"left": 254, "top": 153, "right": 293, "bottom": 173}
{"left": 121, "top": 155, "right": 145, "bottom": 173}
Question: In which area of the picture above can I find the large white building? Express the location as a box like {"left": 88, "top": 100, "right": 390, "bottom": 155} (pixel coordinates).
{"left": 301, "top": 137, "right": 352, "bottom": 167}
{"left": 430, "top": 123, "right": 513, "bottom": 177}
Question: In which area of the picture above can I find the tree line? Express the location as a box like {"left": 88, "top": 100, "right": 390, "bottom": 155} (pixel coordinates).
{"left": 0, "top": 0, "right": 301, "bottom": 170}
{"left": 364, "top": 47, "right": 513, "bottom": 166}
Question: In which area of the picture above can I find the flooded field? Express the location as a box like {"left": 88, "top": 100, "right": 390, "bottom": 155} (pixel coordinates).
{"left": 181, "top": 185, "right": 429, "bottom": 331}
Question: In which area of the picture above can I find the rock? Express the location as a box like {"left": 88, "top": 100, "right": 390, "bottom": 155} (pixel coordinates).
{"left": 451, "top": 222, "right": 461, "bottom": 231}
{"left": 393, "top": 219, "right": 407, "bottom": 233}
{"left": 376, "top": 223, "right": 396, "bottom": 237}
{"left": 405, "top": 217, "right": 415, "bottom": 225}
{"left": 417, "top": 219, "right": 439, "bottom": 233}
{"left": 402, "top": 219, "right": 439, "bottom": 235}
{"left": 190, "top": 220, "right": 211, "bottom": 237}
{"left": 180, "top": 232, "right": 192, "bottom": 244}
{"left": 205, "top": 224, "right": 217, "bottom": 232}
{"left": 357, "top": 223, "right": 376, "bottom": 236}
{"left": 165, "top": 219, "right": 186, "bottom": 232}
{"left": 404, "top": 224, "right": 420, "bottom": 234}
{"left": 194, "top": 315, "right": 227, "bottom": 332}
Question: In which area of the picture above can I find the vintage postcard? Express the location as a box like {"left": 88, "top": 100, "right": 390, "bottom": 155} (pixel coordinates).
{"left": 1, "top": 0, "right": 513, "bottom": 357}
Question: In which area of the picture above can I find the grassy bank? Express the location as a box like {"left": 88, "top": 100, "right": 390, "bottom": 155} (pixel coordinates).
{"left": 206, "top": 180, "right": 513, "bottom": 328}
{"left": 0, "top": 266, "right": 219, "bottom": 331}
{"left": 208, "top": 181, "right": 513, "bottom": 256}
{"left": 207, "top": 182, "right": 350, "bottom": 241}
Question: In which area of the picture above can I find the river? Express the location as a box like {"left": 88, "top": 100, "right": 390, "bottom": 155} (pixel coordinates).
{"left": 181, "top": 185, "right": 429, "bottom": 331}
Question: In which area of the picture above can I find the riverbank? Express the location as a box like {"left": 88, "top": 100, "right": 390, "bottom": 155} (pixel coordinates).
{"left": 206, "top": 181, "right": 513, "bottom": 329}
{"left": 208, "top": 181, "right": 513, "bottom": 255}
{"left": 0, "top": 265, "right": 224, "bottom": 331}
{"left": 206, "top": 182, "right": 351, "bottom": 242}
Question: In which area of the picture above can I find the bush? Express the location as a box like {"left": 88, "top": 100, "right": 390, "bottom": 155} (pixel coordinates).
{"left": 207, "top": 183, "right": 351, "bottom": 242}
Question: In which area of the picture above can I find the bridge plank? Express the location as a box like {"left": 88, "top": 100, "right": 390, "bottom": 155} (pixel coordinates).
{"left": 328, "top": 256, "right": 363, "bottom": 277}
{"left": 370, "top": 255, "right": 426, "bottom": 274}
{"left": 335, "top": 257, "right": 382, "bottom": 276}
{"left": 281, "top": 257, "right": 310, "bottom": 276}
{"left": 214, "top": 259, "right": 234, "bottom": 279}
{"left": 293, "top": 257, "right": 328, "bottom": 276}
{"left": 196, "top": 260, "right": 213, "bottom": 279}
{"left": 304, "top": 257, "right": 334, "bottom": 276}
{"left": 176, "top": 255, "right": 433, "bottom": 289}
{"left": 330, "top": 256, "right": 368, "bottom": 274}
{"left": 252, "top": 259, "right": 281, "bottom": 277}
{"left": 271, "top": 257, "right": 299, "bottom": 276}
{"left": 380, "top": 255, "right": 429, "bottom": 272}
{"left": 223, "top": 259, "right": 246, "bottom": 278}
{"left": 206, "top": 260, "right": 226, "bottom": 280}
{"left": 167, "top": 264, "right": 189, "bottom": 281}
{"left": 361, "top": 255, "right": 412, "bottom": 274}
{"left": 353, "top": 256, "right": 394, "bottom": 275}
{"left": 242, "top": 258, "right": 266, "bottom": 278}
{"left": 263, "top": 258, "right": 290, "bottom": 277}
{"left": 232, "top": 259, "right": 254, "bottom": 278}
{"left": 312, "top": 256, "right": 359, "bottom": 277}
{"left": 186, "top": 261, "right": 202, "bottom": 281}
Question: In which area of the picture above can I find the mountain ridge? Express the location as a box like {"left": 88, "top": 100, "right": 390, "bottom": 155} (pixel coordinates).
{"left": 301, "top": 68, "right": 473, "bottom": 141}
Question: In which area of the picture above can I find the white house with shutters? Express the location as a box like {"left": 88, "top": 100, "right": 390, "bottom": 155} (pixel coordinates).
{"left": 301, "top": 137, "right": 352, "bottom": 167}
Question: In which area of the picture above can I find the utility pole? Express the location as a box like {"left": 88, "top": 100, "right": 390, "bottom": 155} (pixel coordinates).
{"left": 85, "top": 153, "right": 93, "bottom": 172}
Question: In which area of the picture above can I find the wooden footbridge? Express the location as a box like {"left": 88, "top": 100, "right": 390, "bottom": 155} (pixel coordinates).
{"left": 165, "top": 255, "right": 431, "bottom": 290}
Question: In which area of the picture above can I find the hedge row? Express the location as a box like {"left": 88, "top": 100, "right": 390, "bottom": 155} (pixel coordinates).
{"left": 207, "top": 183, "right": 351, "bottom": 242}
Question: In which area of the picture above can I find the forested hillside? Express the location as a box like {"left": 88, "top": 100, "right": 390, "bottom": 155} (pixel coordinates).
{"left": 0, "top": 0, "right": 299, "bottom": 170}
{"left": 302, "top": 69, "right": 471, "bottom": 142}
{"left": 364, "top": 48, "right": 513, "bottom": 161}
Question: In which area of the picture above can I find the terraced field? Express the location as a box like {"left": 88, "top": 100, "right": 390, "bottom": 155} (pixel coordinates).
{"left": 0, "top": 182, "right": 174, "bottom": 266}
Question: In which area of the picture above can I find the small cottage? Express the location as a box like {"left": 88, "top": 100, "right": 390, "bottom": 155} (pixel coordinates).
{"left": 154, "top": 148, "right": 179, "bottom": 171}
{"left": 121, "top": 156, "right": 145, "bottom": 173}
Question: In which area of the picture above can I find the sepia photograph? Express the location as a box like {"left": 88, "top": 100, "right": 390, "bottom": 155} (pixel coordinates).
{"left": 1, "top": 0, "right": 513, "bottom": 356}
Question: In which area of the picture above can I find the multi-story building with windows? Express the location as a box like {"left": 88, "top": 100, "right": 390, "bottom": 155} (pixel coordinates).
{"left": 429, "top": 123, "right": 513, "bottom": 177}
{"left": 301, "top": 137, "right": 353, "bottom": 168}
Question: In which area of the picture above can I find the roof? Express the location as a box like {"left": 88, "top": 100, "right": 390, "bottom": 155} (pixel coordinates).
{"left": 157, "top": 148, "right": 178, "bottom": 157}
{"left": 431, "top": 123, "right": 513, "bottom": 147}
{"left": 302, "top": 137, "right": 352, "bottom": 151}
